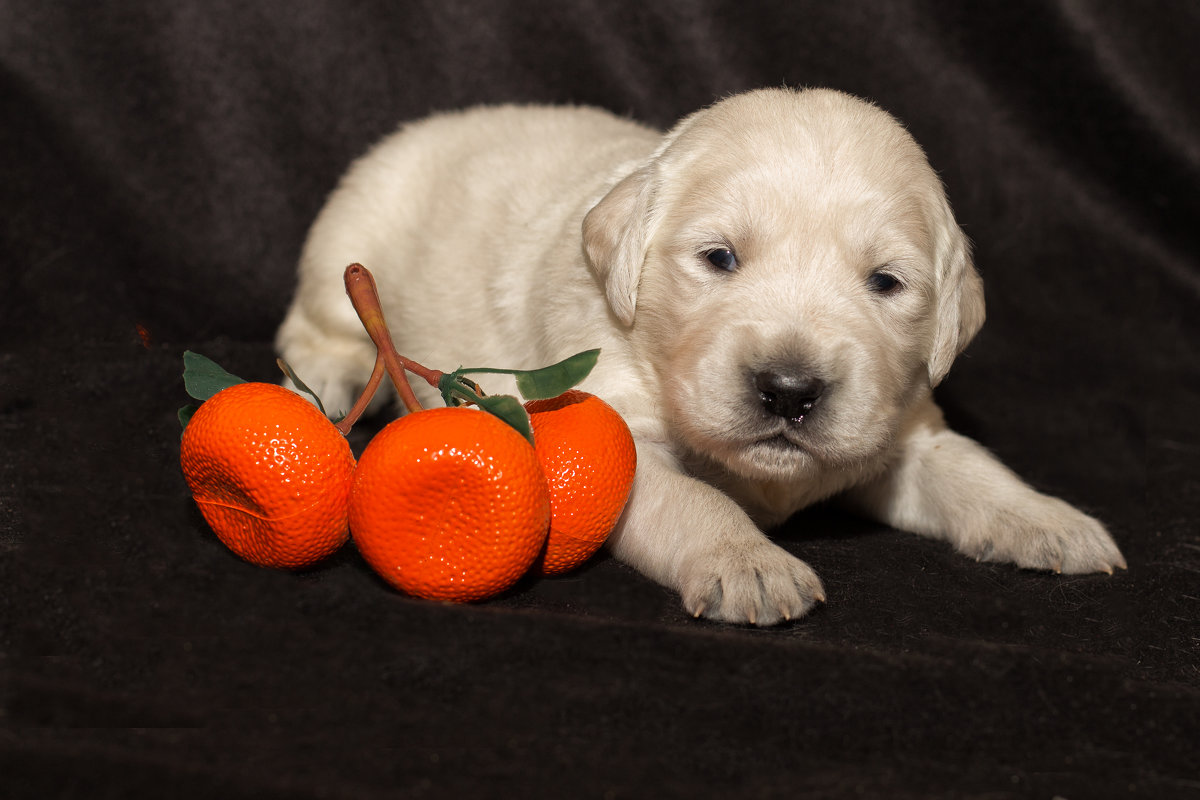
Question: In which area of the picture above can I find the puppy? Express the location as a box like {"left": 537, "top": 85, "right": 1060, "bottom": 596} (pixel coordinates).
{"left": 276, "top": 88, "right": 1125, "bottom": 625}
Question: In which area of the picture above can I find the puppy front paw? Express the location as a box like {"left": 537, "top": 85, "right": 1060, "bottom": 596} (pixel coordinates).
{"left": 959, "top": 496, "right": 1126, "bottom": 575}
{"left": 679, "top": 539, "right": 825, "bottom": 626}
{"left": 276, "top": 329, "right": 381, "bottom": 420}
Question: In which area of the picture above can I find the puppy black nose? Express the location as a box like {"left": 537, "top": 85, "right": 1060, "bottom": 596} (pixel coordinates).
{"left": 754, "top": 369, "right": 825, "bottom": 420}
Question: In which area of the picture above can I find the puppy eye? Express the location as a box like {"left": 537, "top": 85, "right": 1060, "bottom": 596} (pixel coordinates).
{"left": 868, "top": 271, "right": 902, "bottom": 294}
{"left": 705, "top": 248, "right": 738, "bottom": 272}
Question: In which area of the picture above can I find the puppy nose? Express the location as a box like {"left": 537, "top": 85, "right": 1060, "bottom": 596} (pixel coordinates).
{"left": 754, "top": 369, "right": 825, "bottom": 420}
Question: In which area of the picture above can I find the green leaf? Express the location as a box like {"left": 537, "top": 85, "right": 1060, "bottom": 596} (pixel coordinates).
{"left": 457, "top": 349, "right": 600, "bottom": 401}
{"left": 477, "top": 394, "right": 534, "bottom": 445}
{"left": 438, "top": 350, "right": 600, "bottom": 442}
{"left": 182, "top": 351, "right": 245, "bottom": 402}
{"left": 178, "top": 404, "right": 199, "bottom": 434}
{"left": 513, "top": 348, "right": 600, "bottom": 400}
{"left": 438, "top": 372, "right": 479, "bottom": 408}
{"left": 276, "top": 358, "right": 327, "bottom": 417}
{"left": 436, "top": 373, "right": 532, "bottom": 443}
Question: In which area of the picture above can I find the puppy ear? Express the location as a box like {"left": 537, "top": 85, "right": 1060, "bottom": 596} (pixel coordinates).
{"left": 582, "top": 164, "right": 655, "bottom": 326}
{"left": 928, "top": 203, "right": 985, "bottom": 386}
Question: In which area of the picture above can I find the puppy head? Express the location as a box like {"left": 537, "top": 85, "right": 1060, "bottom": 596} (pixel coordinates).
{"left": 585, "top": 88, "right": 984, "bottom": 481}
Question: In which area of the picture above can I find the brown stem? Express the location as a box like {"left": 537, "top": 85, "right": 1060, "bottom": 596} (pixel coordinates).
{"left": 334, "top": 354, "right": 386, "bottom": 435}
{"left": 342, "top": 263, "right": 427, "bottom": 414}
{"left": 396, "top": 353, "right": 444, "bottom": 388}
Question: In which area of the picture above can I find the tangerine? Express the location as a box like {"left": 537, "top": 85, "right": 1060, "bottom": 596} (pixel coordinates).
{"left": 525, "top": 390, "right": 636, "bottom": 575}
{"left": 180, "top": 382, "right": 355, "bottom": 569}
{"left": 349, "top": 406, "right": 550, "bottom": 602}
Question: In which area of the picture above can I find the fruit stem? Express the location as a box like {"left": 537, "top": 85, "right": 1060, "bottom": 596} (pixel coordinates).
{"left": 397, "top": 355, "right": 444, "bottom": 390}
{"left": 334, "top": 355, "right": 386, "bottom": 435}
{"left": 343, "top": 264, "right": 426, "bottom": 414}
{"left": 343, "top": 264, "right": 451, "bottom": 416}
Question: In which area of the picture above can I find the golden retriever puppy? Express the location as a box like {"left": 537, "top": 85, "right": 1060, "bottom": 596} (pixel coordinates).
{"left": 276, "top": 88, "right": 1125, "bottom": 624}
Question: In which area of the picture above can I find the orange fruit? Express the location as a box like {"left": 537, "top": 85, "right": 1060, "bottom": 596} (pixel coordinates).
{"left": 349, "top": 406, "right": 550, "bottom": 602}
{"left": 524, "top": 390, "right": 636, "bottom": 576}
{"left": 180, "top": 382, "right": 355, "bottom": 569}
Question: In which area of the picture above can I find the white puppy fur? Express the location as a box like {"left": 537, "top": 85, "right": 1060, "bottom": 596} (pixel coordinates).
{"left": 277, "top": 88, "right": 1125, "bottom": 625}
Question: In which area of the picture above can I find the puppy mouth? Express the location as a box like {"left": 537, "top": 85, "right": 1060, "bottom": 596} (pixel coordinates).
{"left": 710, "top": 424, "right": 822, "bottom": 480}
{"left": 759, "top": 432, "right": 802, "bottom": 449}
{"left": 749, "top": 422, "right": 813, "bottom": 454}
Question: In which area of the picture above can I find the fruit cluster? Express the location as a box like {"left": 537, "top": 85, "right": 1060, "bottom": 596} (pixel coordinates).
{"left": 179, "top": 264, "right": 636, "bottom": 603}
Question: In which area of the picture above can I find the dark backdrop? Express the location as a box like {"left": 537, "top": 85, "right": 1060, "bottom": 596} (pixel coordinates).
{"left": 3, "top": 2, "right": 1198, "bottom": 798}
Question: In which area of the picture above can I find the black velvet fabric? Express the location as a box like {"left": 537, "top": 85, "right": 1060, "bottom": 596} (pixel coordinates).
{"left": 4, "top": 2, "right": 1199, "bottom": 797}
